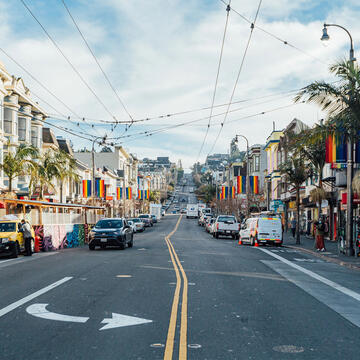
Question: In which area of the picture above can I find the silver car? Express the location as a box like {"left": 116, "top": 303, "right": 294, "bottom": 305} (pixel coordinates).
{"left": 129, "top": 218, "right": 145, "bottom": 232}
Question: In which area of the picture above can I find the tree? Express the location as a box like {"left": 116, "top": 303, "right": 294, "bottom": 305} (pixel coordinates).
{"left": 0, "top": 144, "right": 39, "bottom": 192}
{"left": 55, "top": 151, "right": 80, "bottom": 203}
{"left": 29, "top": 150, "right": 60, "bottom": 200}
{"left": 279, "top": 157, "right": 310, "bottom": 244}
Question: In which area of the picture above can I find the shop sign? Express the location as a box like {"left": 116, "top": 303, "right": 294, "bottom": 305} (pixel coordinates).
{"left": 341, "top": 193, "right": 360, "bottom": 205}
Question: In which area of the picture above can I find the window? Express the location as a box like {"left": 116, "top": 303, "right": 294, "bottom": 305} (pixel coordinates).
{"left": 31, "top": 127, "right": 38, "bottom": 147}
{"left": 4, "top": 108, "right": 12, "bottom": 134}
{"left": 255, "top": 156, "right": 260, "bottom": 171}
{"left": 18, "top": 117, "right": 26, "bottom": 141}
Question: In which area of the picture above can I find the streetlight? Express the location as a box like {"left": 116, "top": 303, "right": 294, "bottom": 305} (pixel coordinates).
{"left": 91, "top": 135, "right": 107, "bottom": 205}
{"left": 235, "top": 134, "right": 250, "bottom": 216}
{"left": 321, "top": 23, "right": 356, "bottom": 256}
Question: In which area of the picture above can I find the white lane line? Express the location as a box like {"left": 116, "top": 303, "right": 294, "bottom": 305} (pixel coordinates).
{"left": 258, "top": 248, "right": 360, "bottom": 302}
{"left": 0, "top": 277, "right": 72, "bottom": 318}
{"left": 0, "top": 252, "right": 58, "bottom": 269}
{"left": 26, "top": 303, "right": 89, "bottom": 323}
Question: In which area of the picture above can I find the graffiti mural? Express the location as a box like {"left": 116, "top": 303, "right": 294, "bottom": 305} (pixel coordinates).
{"left": 37, "top": 224, "right": 87, "bottom": 251}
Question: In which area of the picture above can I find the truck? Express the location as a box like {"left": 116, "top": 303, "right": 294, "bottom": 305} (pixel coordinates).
{"left": 186, "top": 204, "right": 198, "bottom": 219}
{"left": 213, "top": 215, "right": 240, "bottom": 240}
{"left": 150, "top": 204, "right": 162, "bottom": 221}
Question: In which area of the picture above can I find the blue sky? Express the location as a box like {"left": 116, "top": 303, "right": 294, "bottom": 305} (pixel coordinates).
{"left": 0, "top": 0, "right": 359, "bottom": 169}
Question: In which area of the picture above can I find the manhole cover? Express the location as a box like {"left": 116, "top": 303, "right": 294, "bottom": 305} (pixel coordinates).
{"left": 273, "top": 345, "right": 304, "bottom": 353}
{"left": 188, "top": 344, "right": 202, "bottom": 349}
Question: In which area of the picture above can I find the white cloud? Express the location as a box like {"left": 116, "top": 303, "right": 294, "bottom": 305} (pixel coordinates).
{"left": 0, "top": 0, "right": 358, "bottom": 168}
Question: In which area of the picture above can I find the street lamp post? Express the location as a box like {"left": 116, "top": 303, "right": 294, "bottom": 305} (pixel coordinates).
{"left": 321, "top": 23, "right": 356, "bottom": 256}
{"left": 91, "top": 135, "right": 107, "bottom": 205}
{"left": 235, "top": 134, "right": 250, "bottom": 216}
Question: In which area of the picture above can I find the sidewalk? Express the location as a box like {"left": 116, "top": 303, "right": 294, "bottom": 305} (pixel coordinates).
{"left": 282, "top": 231, "right": 360, "bottom": 271}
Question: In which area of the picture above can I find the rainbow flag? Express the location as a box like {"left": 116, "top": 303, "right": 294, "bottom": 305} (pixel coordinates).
{"left": 250, "top": 176, "right": 259, "bottom": 194}
{"left": 237, "top": 176, "right": 246, "bottom": 194}
{"left": 325, "top": 132, "right": 347, "bottom": 163}
{"left": 145, "top": 190, "right": 150, "bottom": 200}
{"left": 116, "top": 187, "right": 122, "bottom": 200}
{"left": 82, "top": 180, "right": 91, "bottom": 198}
{"left": 138, "top": 190, "right": 143, "bottom": 200}
{"left": 219, "top": 186, "right": 228, "bottom": 200}
{"left": 126, "top": 187, "right": 132, "bottom": 200}
{"left": 230, "top": 186, "right": 236, "bottom": 198}
{"left": 95, "top": 179, "right": 105, "bottom": 198}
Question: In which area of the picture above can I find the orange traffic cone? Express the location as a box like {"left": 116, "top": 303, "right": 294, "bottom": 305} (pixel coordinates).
{"left": 254, "top": 241, "right": 259, "bottom": 247}
{"left": 238, "top": 239, "right": 242, "bottom": 245}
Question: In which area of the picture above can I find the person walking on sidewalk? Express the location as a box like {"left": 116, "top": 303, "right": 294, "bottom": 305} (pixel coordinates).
{"left": 290, "top": 218, "right": 297, "bottom": 238}
{"left": 314, "top": 216, "right": 326, "bottom": 252}
{"left": 20, "top": 219, "right": 33, "bottom": 256}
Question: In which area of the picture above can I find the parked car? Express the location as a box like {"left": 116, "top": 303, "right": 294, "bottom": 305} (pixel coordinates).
{"left": 180, "top": 208, "right": 187, "bottom": 214}
{"left": 127, "top": 220, "right": 137, "bottom": 233}
{"left": 139, "top": 214, "right": 153, "bottom": 227}
{"left": 161, "top": 209, "right": 166, "bottom": 216}
{"left": 129, "top": 218, "right": 145, "bottom": 232}
{"left": 151, "top": 214, "right": 158, "bottom": 224}
{"left": 239, "top": 216, "right": 282, "bottom": 246}
{"left": 213, "top": 215, "right": 240, "bottom": 239}
{"left": 88, "top": 218, "right": 133, "bottom": 250}
{"left": 0, "top": 217, "right": 36, "bottom": 258}
{"left": 205, "top": 218, "right": 215, "bottom": 233}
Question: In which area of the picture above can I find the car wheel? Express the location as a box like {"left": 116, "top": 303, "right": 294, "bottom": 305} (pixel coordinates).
{"left": 89, "top": 243, "right": 95, "bottom": 250}
{"left": 31, "top": 238, "right": 35, "bottom": 253}
{"left": 10, "top": 242, "right": 19, "bottom": 258}
{"left": 119, "top": 243, "right": 125, "bottom": 250}
{"left": 215, "top": 233, "right": 219, "bottom": 239}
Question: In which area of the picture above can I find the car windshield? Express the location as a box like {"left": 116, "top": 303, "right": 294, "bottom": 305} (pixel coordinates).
{"left": 139, "top": 215, "right": 149, "bottom": 218}
{"left": 218, "top": 216, "right": 236, "bottom": 222}
{"left": 130, "top": 218, "right": 141, "bottom": 223}
{"left": 95, "top": 220, "right": 123, "bottom": 229}
{"left": 0, "top": 222, "right": 16, "bottom": 232}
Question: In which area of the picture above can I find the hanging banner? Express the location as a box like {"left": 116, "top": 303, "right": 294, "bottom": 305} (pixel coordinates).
{"left": 82, "top": 180, "right": 91, "bottom": 198}
{"left": 325, "top": 132, "right": 347, "bottom": 163}
{"left": 116, "top": 187, "right": 122, "bottom": 200}
{"left": 250, "top": 176, "right": 259, "bottom": 194}
{"left": 230, "top": 186, "right": 236, "bottom": 199}
{"left": 237, "top": 176, "right": 246, "bottom": 194}
{"left": 126, "top": 187, "right": 132, "bottom": 200}
{"left": 95, "top": 179, "right": 105, "bottom": 198}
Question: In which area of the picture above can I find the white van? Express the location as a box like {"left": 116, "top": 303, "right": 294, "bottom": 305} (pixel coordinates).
{"left": 239, "top": 216, "right": 282, "bottom": 246}
{"left": 186, "top": 204, "right": 198, "bottom": 219}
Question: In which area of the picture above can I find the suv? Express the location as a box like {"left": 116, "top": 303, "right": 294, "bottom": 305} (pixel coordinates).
{"left": 88, "top": 218, "right": 133, "bottom": 250}
{"left": 0, "top": 218, "right": 36, "bottom": 258}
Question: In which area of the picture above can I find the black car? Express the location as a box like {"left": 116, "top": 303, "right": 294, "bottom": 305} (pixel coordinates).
{"left": 88, "top": 218, "right": 133, "bottom": 250}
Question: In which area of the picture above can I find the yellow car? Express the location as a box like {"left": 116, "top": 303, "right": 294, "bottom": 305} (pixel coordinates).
{"left": 0, "top": 219, "right": 35, "bottom": 258}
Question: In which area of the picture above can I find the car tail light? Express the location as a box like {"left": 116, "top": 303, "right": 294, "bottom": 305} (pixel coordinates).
{"left": 217, "top": 223, "right": 219, "bottom": 230}
{"left": 238, "top": 224, "right": 241, "bottom": 230}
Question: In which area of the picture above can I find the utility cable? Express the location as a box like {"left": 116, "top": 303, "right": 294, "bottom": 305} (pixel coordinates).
{"left": 20, "top": 0, "right": 118, "bottom": 122}
{"left": 207, "top": 0, "right": 263, "bottom": 156}
{"left": 197, "top": 1, "right": 232, "bottom": 161}
{"left": 61, "top": 0, "right": 134, "bottom": 125}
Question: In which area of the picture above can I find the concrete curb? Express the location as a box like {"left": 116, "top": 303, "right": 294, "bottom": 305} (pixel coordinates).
{"left": 284, "top": 245, "right": 360, "bottom": 272}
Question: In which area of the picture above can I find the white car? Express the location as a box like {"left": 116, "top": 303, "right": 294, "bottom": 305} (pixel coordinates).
{"left": 127, "top": 220, "right": 137, "bottom": 233}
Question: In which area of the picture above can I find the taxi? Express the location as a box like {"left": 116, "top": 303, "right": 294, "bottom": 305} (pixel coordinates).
{"left": 0, "top": 217, "right": 36, "bottom": 258}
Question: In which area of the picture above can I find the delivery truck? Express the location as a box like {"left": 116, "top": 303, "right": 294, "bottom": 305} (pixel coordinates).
{"left": 150, "top": 203, "right": 162, "bottom": 221}
{"left": 186, "top": 204, "right": 198, "bottom": 219}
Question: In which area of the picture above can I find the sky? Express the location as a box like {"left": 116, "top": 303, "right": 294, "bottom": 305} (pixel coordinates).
{"left": 1, "top": 0, "right": 360, "bottom": 170}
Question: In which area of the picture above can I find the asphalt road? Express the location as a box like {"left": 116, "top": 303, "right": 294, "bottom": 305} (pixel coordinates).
{"left": 1, "top": 207, "right": 360, "bottom": 358}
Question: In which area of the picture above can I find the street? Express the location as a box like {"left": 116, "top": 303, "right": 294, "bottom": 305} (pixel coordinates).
{"left": 1, "top": 209, "right": 360, "bottom": 359}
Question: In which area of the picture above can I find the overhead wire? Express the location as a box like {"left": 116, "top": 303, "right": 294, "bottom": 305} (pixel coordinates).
{"left": 219, "top": 0, "right": 327, "bottom": 65}
{"left": 196, "top": 0, "right": 232, "bottom": 161}
{"left": 0, "top": 46, "right": 102, "bottom": 137}
{"left": 60, "top": 0, "right": 133, "bottom": 133}
{"left": 20, "top": 0, "right": 118, "bottom": 124}
{"left": 207, "top": 0, "right": 263, "bottom": 156}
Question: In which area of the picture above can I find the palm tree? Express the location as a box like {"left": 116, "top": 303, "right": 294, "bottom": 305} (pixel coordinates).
{"left": 54, "top": 151, "right": 80, "bottom": 203}
{"left": 0, "top": 144, "right": 38, "bottom": 193}
{"left": 279, "top": 157, "right": 310, "bottom": 244}
{"left": 29, "top": 151, "right": 60, "bottom": 200}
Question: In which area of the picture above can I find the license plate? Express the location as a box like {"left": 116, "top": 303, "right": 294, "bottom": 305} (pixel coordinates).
{"left": 226, "top": 231, "right": 230, "bottom": 234}
{"left": 100, "top": 238, "right": 107, "bottom": 243}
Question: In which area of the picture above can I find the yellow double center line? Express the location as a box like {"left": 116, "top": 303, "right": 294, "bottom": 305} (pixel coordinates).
{"left": 164, "top": 215, "right": 188, "bottom": 360}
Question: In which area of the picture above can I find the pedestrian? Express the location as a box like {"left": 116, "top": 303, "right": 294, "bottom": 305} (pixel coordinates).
{"left": 290, "top": 217, "right": 297, "bottom": 238}
{"left": 314, "top": 216, "right": 326, "bottom": 252}
{"left": 20, "top": 219, "right": 33, "bottom": 256}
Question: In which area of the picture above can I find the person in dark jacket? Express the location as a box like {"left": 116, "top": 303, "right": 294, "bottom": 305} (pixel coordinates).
{"left": 314, "top": 216, "right": 326, "bottom": 252}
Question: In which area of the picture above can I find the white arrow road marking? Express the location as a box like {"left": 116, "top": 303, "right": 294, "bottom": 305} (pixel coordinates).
{"left": 0, "top": 277, "right": 72, "bottom": 318}
{"left": 26, "top": 303, "right": 89, "bottom": 323}
{"left": 99, "top": 313, "right": 152, "bottom": 330}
